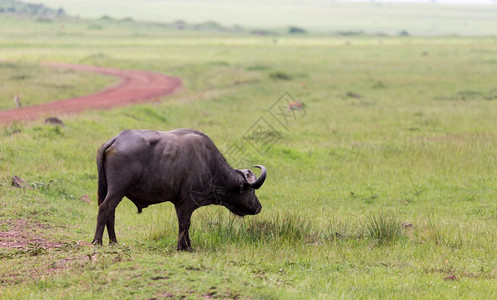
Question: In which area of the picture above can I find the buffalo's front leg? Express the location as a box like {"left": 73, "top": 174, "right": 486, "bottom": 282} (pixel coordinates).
{"left": 175, "top": 204, "right": 194, "bottom": 251}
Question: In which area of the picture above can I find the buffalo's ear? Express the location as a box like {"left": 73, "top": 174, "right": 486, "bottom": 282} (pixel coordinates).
{"left": 233, "top": 169, "right": 250, "bottom": 191}
{"left": 236, "top": 166, "right": 266, "bottom": 189}
{"left": 249, "top": 165, "right": 267, "bottom": 189}
{"left": 240, "top": 169, "right": 257, "bottom": 185}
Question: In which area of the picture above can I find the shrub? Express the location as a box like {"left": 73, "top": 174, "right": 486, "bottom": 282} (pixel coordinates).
{"left": 270, "top": 72, "right": 292, "bottom": 81}
{"left": 289, "top": 26, "right": 307, "bottom": 34}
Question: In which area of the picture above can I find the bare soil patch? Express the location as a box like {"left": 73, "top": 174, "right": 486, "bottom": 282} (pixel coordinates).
{"left": 0, "top": 219, "right": 82, "bottom": 285}
{"left": 0, "top": 219, "right": 62, "bottom": 249}
{"left": 0, "top": 63, "right": 182, "bottom": 124}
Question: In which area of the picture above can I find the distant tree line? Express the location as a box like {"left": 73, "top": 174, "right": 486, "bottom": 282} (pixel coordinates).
{"left": 0, "top": 0, "right": 65, "bottom": 17}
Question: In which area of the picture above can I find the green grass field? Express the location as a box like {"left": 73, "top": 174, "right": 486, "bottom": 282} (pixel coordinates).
{"left": 0, "top": 62, "right": 118, "bottom": 110}
{"left": 1, "top": 15, "right": 497, "bottom": 298}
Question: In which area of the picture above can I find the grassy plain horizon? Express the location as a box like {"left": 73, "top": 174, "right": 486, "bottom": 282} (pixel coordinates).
{"left": 31, "top": 0, "right": 497, "bottom": 36}
{"left": 0, "top": 13, "right": 497, "bottom": 299}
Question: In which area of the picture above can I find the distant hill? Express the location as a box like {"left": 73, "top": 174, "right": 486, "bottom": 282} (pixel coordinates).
{"left": 33, "top": 0, "right": 497, "bottom": 36}
{"left": 0, "top": 0, "right": 65, "bottom": 17}
{"left": 5, "top": 0, "right": 497, "bottom": 36}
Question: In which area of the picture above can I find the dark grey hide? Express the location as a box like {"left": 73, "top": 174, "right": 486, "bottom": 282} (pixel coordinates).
{"left": 91, "top": 129, "right": 266, "bottom": 251}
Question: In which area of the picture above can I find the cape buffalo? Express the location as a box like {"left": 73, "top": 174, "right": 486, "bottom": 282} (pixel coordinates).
{"left": 91, "top": 129, "right": 267, "bottom": 251}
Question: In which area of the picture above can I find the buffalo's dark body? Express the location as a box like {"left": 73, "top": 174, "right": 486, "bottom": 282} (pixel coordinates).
{"left": 92, "top": 129, "right": 266, "bottom": 250}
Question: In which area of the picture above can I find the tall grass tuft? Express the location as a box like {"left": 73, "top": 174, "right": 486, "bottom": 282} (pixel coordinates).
{"left": 146, "top": 209, "right": 411, "bottom": 250}
{"left": 423, "top": 215, "right": 463, "bottom": 249}
{"left": 192, "top": 209, "right": 323, "bottom": 249}
{"left": 242, "top": 213, "right": 319, "bottom": 244}
{"left": 365, "top": 213, "right": 404, "bottom": 245}
{"left": 426, "top": 215, "right": 444, "bottom": 246}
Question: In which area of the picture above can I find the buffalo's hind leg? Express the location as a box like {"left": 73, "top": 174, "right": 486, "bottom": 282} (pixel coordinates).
{"left": 106, "top": 209, "right": 118, "bottom": 244}
{"left": 92, "top": 193, "right": 123, "bottom": 245}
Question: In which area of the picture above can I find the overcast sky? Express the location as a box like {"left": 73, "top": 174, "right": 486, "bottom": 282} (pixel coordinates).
{"left": 333, "top": 0, "right": 494, "bottom": 3}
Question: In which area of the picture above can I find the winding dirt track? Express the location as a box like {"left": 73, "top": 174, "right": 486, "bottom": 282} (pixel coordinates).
{"left": 0, "top": 63, "right": 183, "bottom": 124}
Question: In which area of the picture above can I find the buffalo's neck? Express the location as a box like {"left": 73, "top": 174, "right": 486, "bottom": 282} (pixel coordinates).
{"left": 218, "top": 164, "right": 242, "bottom": 187}
{"left": 196, "top": 168, "right": 239, "bottom": 206}
{"left": 187, "top": 163, "right": 238, "bottom": 207}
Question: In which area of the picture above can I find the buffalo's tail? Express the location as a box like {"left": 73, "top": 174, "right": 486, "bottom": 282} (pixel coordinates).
{"left": 96, "top": 136, "right": 117, "bottom": 206}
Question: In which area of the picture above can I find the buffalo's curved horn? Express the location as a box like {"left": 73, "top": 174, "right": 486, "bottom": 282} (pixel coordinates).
{"left": 249, "top": 165, "right": 266, "bottom": 189}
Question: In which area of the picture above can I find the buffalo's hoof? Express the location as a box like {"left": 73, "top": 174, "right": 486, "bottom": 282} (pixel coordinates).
{"left": 177, "top": 245, "right": 193, "bottom": 252}
{"left": 91, "top": 240, "right": 103, "bottom": 245}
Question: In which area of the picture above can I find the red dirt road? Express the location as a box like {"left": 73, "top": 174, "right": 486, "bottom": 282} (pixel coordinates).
{"left": 0, "top": 63, "right": 183, "bottom": 125}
